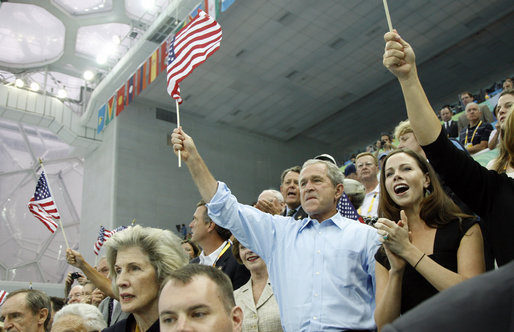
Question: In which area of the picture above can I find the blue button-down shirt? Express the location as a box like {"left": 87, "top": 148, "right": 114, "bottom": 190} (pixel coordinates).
{"left": 207, "top": 182, "right": 381, "bottom": 332}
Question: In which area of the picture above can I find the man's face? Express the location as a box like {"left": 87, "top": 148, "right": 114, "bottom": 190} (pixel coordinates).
{"left": 465, "top": 103, "right": 481, "bottom": 123}
{"left": 67, "top": 285, "right": 84, "bottom": 304}
{"left": 96, "top": 258, "right": 110, "bottom": 278}
{"left": 440, "top": 108, "right": 452, "bottom": 122}
{"left": 461, "top": 94, "right": 473, "bottom": 106}
{"left": 397, "top": 132, "right": 424, "bottom": 157}
{"left": 280, "top": 171, "right": 300, "bottom": 209}
{"left": 0, "top": 293, "right": 46, "bottom": 332}
{"left": 381, "top": 135, "right": 391, "bottom": 144}
{"left": 356, "top": 156, "right": 378, "bottom": 182}
{"left": 159, "top": 276, "right": 242, "bottom": 332}
{"left": 299, "top": 163, "right": 342, "bottom": 221}
{"left": 503, "top": 79, "right": 513, "bottom": 90}
{"left": 189, "top": 206, "right": 210, "bottom": 243}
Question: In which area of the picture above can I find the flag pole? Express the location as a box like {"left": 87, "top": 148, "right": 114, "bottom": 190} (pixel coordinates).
{"left": 39, "top": 159, "right": 70, "bottom": 249}
{"left": 382, "top": 0, "right": 393, "bottom": 32}
{"left": 131, "top": 218, "right": 136, "bottom": 226}
{"left": 176, "top": 99, "right": 182, "bottom": 167}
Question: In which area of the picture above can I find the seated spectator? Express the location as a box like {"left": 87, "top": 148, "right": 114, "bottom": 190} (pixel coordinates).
{"left": 458, "top": 102, "right": 493, "bottom": 154}
{"left": 440, "top": 106, "right": 458, "bottom": 138}
{"left": 232, "top": 238, "right": 282, "bottom": 332}
{"left": 67, "top": 285, "right": 85, "bottom": 304}
{"left": 343, "top": 178, "right": 366, "bottom": 210}
{"left": 457, "top": 91, "right": 495, "bottom": 133}
{"left": 375, "top": 132, "right": 396, "bottom": 158}
{"left": 374, "top": 150, "right": 485, "bottom": 330}
{"left": 503, "top": 77, "right": 513, "bottom": 91}
{"left": 487, "top": 89, "right": 514, "bottom": 163}
{"left": 181, "top": 239, "right": 201, "bottom": 260}
{"left": 0, "top": 289, "right": 51, "bottom": 332}
{"left": 159, "top": 264, "right": 243, "bottom": 332}
{"left": 356, "top": 152, "right": 381, "bottom": 218}
{"left": 100, "top": 225, "right": 189, "bottom": 332}
{"left": 52, "top": 303, "right": 106, "bottom": 332}
{"left": 343, "top": 163, "right": 358, "bottom": 180}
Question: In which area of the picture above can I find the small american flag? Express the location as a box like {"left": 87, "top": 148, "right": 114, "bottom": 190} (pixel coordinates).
{"left": 166, "top": 9, "right": 222, "bottom": 103}
{"left": 93, "top": 225, "right": 128, "bottom": 255}
{"left": 337, "top": 193, "right": 364, "bottom": 223}
{"left": 0, "top": 289, "right": 8, "bottom": 306}
{"left": 28, "top": 171, "right": 60, "bottom": 233}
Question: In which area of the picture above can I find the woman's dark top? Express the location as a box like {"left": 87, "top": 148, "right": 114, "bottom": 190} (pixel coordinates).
{"left": 375, "top": 218, "right": 476, "bottom": 313}
{"left": 103, "top": 314, "right": 160, "bottom": 332}
{"left": 423, "top": 127, "right": 514, "bottom": 266}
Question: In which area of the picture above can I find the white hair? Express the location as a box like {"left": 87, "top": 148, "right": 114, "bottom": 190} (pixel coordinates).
{"left": 258, "top": 189, "right": 284, "bottom": 203}
{"left": 53, "top": 303, "right": 107, "bottom": 331}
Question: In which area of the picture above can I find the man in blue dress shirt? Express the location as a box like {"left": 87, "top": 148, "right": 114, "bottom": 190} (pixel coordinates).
{"left": 171, "top": 127, "right": 381, "bottom": 332}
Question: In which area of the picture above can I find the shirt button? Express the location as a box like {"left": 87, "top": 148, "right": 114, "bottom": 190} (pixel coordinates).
{"left": 313, "top": 316, "right": 317, "bottom": 320}
{"left": 318, "top": 231, "right": 321, "bottom": 234}
{"left": 315, "top": 271, "right": 320, "bottom": 275}
{"left": 317, "top": 250, "right": 320, "bottom": 254}
{"left": 314, "top": 293, "right": 318, "bottom": 297}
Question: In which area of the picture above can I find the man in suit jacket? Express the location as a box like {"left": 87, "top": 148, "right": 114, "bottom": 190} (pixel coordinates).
{"left": 440, "top": 105, "right": 459, "bottom": 138}
{"left": 98, "top": 297, "right": 129, "bottom": 327}
{"left": 279, "top": 166, "right": 308, "bottom": 220}
{"left": 382, "top": 261, "right": 514, "bottom": 332}
{"left": 189, "top": 200, "right": 250, "bottom": 290}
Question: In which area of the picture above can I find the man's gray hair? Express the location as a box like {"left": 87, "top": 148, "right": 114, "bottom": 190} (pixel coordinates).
{"left": 5, "top": 289, "right": 51, "bottom": 330}
{"left": 301, "top": 159, "right": 344, "bottom": 186}
{"left": 259, "top": 189, "right": 284, "bottom": 203}
{"left": 53, "top": 303, "right": 107, "bottom": 331}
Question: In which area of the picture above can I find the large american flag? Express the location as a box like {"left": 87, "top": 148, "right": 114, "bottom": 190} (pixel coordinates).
{"left": 93, "top": 225, "right": 128, "bottom": 255}
{"left": 337, "top": 193, "right": 364, "bottom": 223}
{"left": 28, "top": 171, "right": 60, "bottom": 233}
{"left": 166, "top": 9, "right": 222, "bottom": 103}
{"left": 0, "top": 289, "right": 8, "bottom": 306}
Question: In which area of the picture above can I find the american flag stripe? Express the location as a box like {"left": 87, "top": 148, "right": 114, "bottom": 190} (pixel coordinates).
{"left": 27, "top": 205, "right": 59, "bottom": 232}
{"left": 0, "top": 290, "right": 7, "bottom": 306}
{"left": 29, "top": 197, "right": 60, "bottom": 219}
{"left": 166, "top": 10, "right": 222, "bottom": 102}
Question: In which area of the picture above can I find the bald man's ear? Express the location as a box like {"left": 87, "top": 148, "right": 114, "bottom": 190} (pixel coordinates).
{"left": 231, "top": 306, "right": 244, "bottom": 332}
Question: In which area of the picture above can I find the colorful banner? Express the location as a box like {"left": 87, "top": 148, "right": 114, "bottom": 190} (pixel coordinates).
{"left": 116, "top": 85, "right": 126, "bottom": 116}
{"left": 126, "top": 74, "right": 136, "bottom": 105}
{"left": 97, "top": 104, "right": 106, "bottom": 133}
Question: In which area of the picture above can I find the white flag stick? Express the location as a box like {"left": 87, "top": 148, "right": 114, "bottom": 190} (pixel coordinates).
{"left": 39, "top": 159, "right": 70, "bottom": 249}
{"left": 383, "top": 0, "right": 393, "bottom": 32}
{"left": 176, "top": 99, "right": 182, "bottom": 168}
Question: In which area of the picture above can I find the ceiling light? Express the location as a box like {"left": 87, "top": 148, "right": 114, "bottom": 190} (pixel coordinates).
{"left": 30, "top": 82, "right": 40, "bottom": 91}
{"left": 15, "top": 79, "right": 24, "bottom": 88}
{"left": 57, "top": 89, "right": 67, "bottom": 99}
{"left": 142, "top": 0, "right": 155, "bottom": 10}
{"left": 96, "top": 54, "right": 107, "bottom": 64}
{"left": 83, "top": 70, "right": 95, "bottom": 81}
{"left": 112, "top": 35, "right": 121, "bottom": 45}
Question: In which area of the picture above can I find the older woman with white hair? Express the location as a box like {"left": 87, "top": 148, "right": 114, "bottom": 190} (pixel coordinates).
{"left": 102, "top": 225, "right": 189, "bottom": 332}
{"left": 52, "top": 303, "right": 106, "bottom": 332}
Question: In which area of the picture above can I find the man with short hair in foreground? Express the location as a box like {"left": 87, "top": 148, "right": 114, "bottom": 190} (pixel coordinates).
{"left": 0, "top": 289, "right": 51, "bottom": 332}
{"left": 170, "top": 127, "right": 380, "bottom": 331}
{"left": 159, "top": 264, "right": 243, "bottom": 332}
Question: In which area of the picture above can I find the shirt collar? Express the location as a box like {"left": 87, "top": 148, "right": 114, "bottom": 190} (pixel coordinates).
{"left": 298, "top": 212, "right": 348, "bottom": 232}
{"left": 199, "top": 240, "right": 227, "bottom": 263}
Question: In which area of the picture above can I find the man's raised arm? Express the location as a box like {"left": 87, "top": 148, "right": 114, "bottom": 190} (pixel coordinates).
{"left": 383, "top": 30, "right": 441, "bottom": 145}
{"left": 171, "top": 127, "right": 218, "bottom": 202}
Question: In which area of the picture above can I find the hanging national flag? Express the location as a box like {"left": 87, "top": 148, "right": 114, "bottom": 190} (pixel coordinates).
{"left": 137, "top": 62, "right": 148, "bottom": 95}
{"left": 337, "top": 193, "right": 364, "bottom": 223}
{"left": 167, "top": 9, "right": 222, "bottom": 103}
{"left": 97, "top": 104, "right": 106, "bottom": 134}
{"left": 28, "top": 171, "right": 60, "bottom": 233}
{"left": 105, "top": 96, "right": 115, "bottom": 126}
{"left": 126, "top": 74, "right": 136, "bottom": 105}
{"left": 116, "top": 85, "right": 126, "bottom": 116}
{"left": 0, "top": 289, "right": 8, "bottom": 306}
{"left": 203, "top": 0, "right": 220, "bottom": 19}
{"left": 148, "top": 49, "right": 160, "bottom": 85}
{"left": 221, "top": 0, "right": 235, "bottom": 12}
{"left": 160, "top": 41, "right": 168, "bottom": 73}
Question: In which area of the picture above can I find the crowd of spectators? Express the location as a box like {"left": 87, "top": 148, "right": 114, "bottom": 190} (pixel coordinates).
{"left": 1, "top": 30, "right": 513, "bottom": 332}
